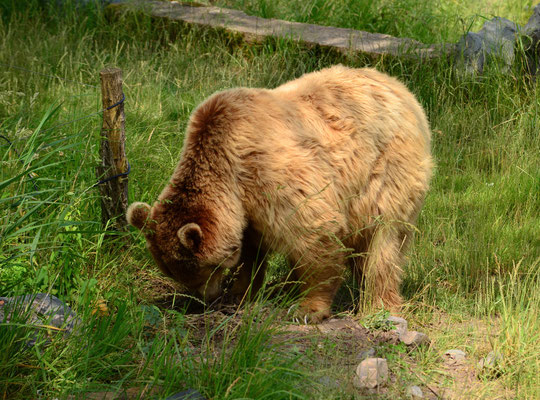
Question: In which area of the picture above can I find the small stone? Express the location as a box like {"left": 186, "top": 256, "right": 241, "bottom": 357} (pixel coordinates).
{"left": 356, "top": 347, "right": 376, "bottom": 361}
{"left": 523, "top": 5, "right": 540, "bottom": 77}
{"left": 386, "top": 316, "right": 408, "bottom": 335}
{"left": 317, "top": 375, "right": 340, "bottom": 389}
{"left": 478, "top": 351, "right": 503, "bottom": 375}
{"left": 406, "top": 385, "right": 424, "bottom": 398}
{"left": 445, "top": 349, "right": 466, "bottom": 361}
{"left": 399, "top": 331, "right": 429, "bottom": 346}
{"left": 165, "top": 389, "right": 206, "bottom": 400}
{"left": 353, "top": 357, "right": 388, "bottom": 389}
{"left": 0, "top": 294, "right": 81, "bottom": 348}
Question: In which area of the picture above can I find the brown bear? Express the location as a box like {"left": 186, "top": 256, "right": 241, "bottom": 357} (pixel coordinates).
{"left": 127, "top": 65, "right": 433, "bottom": 323}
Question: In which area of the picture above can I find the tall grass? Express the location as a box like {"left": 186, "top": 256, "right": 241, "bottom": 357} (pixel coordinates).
{"left": 0, "top": 0, "right": 539, "bottom": 398}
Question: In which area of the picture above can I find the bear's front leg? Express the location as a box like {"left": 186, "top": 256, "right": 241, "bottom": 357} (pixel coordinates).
{"left": 290, "top": 250, "right": 346, "bottom": 324}
{"left": 228, "top": 227, "right": 268, "bottom": 303}
{"left": 228, "top": 251, "right": 267, "bottom": 303}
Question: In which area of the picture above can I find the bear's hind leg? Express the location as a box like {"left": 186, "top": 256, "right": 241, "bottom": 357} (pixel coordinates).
{"left": 363, "top": 221, "right": 413, "bottom": 312}
{"left": 358, "top": 142, "right": 431, "bottom": 312}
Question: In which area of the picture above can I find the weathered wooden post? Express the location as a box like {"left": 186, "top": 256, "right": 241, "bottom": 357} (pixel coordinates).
{"left": 97, "top": 67, "right": 129, "bottom": 231}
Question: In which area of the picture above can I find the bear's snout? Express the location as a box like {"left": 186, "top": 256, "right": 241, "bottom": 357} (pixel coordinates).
{"left": 196, "top": 273, "right": 224, "bottom": 302}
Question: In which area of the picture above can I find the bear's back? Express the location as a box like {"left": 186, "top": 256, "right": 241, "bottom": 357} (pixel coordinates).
{"left": 178, "top": 66, "right": 431, "bottom": 218}
{"left": 273, "top": 65, "right": 430, "bottom": 150}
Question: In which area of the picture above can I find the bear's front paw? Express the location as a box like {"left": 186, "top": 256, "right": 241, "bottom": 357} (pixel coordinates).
{"left": 288, "top": 301, "right": 331, "bottom": 324}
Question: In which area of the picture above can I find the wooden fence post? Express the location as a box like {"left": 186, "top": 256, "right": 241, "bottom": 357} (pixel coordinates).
{"left": 97, "top": 67, "right": 128, "bottom": 231}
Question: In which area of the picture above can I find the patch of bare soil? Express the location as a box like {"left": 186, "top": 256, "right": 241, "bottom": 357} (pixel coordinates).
{"left": 144, "top": 289, "right": 514, "bottom": 399}
{"left": 439, "top": 352, "right": 481, "bottom": 399}
{"left": 181, "top": 309, "right": 431, "bottom": 398}
{"left": 67, "top": 386, "right": 162, "bottom": 400}
{"left": 279, "top": 317, "right": 398, "bottom": 358}
{"left": 415, "top": 313, "right": 514, "bottom": 399}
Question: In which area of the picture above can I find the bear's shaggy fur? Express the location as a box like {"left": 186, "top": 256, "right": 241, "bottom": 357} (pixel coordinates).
{"left": 127, "top": 66, "right": 433, "bottom": 322}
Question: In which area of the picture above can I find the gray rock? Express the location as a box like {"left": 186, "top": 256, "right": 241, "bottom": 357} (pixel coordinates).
{"left": 523, "top": 4, "right": 540, "bottom": 77}
{"left": 524, "top": 4, "right": 540, "bottom": 36}
{"left": 165, "top": 389, "right": 206, "bottom": 400}
{"left": 455, "top": 17, "right": 519, "bottom": 74}
{"left": 445, "top": 349, "right": 466, "bottom": 361}
{"left": 0, "top": 294, "right": 80, "bottom": 346}
{"left": 124, "top": 0, "right": 434, "bottom": 59}
{"left": 386, "top": 315, "right": 408, "bottom": 335}
{"left": 356, "top": 347, "right": 376, "bottom": 361}
{"left": 353, "top": 357, "right": 388, "bottom": 389}
{"left": 406, "top": 385, "right": 424, "bottom": 398}
{"left": 399, "top": 330, "right": 429, "bottom": 346}
{"left": 317, "top": 375, "right": 340, "bottom": 389}
{"left": 478, "top": 350, "right": 504, "bottom": 373}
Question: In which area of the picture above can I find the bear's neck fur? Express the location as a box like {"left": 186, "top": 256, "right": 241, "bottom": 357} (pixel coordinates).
{"left": 155, "top": 90, "right": 250, "bottom": 260}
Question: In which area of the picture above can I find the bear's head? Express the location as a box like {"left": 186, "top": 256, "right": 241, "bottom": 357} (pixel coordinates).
{"left": 126, "top": 201, "right": 241, "bottom": 302}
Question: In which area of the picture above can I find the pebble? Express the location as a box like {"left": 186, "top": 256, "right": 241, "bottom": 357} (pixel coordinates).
{"left": 406, "top": 385, "right": 424, "bottom": 398}
{"left": 317, "top": 375, "right": 340, "bottom": 389}
{"left": 478, "top": 351, "right": 503, "bottom": 375}
{"left": 353, "top": 357, "right": 388, "bottom": 389}
{"left": 356, "top": 347, "right": 376, "bottom": 361}
{"left": 165, "top": 389, "right": 206, "bottom": 400}
{"left": 399, "top": 331, "right": 429, "bottom": 346}
{"left": 386, "top": 316, "right": 408, "bottom": 335}
{"left": 445, "top": 349, "right": 466, "bottom": 361}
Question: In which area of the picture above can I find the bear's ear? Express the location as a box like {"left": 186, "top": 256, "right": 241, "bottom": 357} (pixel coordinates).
{"left": 126, "top": 202, "right": 152, "bottom": 231}
{"left": 177, "top": 223, "right": 203, "bottom": 252}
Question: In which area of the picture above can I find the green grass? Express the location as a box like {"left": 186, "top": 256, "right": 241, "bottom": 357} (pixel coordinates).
{"left": 1, "top": 0, "right": 539, "bottom": 398}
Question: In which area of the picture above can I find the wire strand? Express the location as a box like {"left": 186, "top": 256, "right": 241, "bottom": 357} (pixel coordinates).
{"left": 39, "top": 93, "right": 125, "bottom": 133}
{"left": 92, "top": 161, "right": 131, "bottom": 188}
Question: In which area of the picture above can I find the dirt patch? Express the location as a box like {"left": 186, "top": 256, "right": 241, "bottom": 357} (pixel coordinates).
{"left": 438, "top": 353, "right": 481, "bottom": 399}
{"left": 180, "top": 310, "right": 423, "bottom": 397}
{"left": 279, "top": 317, "right": 399, "bottom": 360}
{"left": 143, "top": 293, "right": 514, "bottom": 398}
{"left": 67, "top": 386, "right": 162, "bottom": 400}
{"left": 182, "top": 310, "right": 399, "bottom": 355}
{"left": 412, "top": 312, "right": 514, "bottom": 399}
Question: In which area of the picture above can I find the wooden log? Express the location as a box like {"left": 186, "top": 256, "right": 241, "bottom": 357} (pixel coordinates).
{"left": 112, "top": 1, "right": 448, "bottom": 59}
{"left": 97, "top": 67, "right": 128, "bottom": 231}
